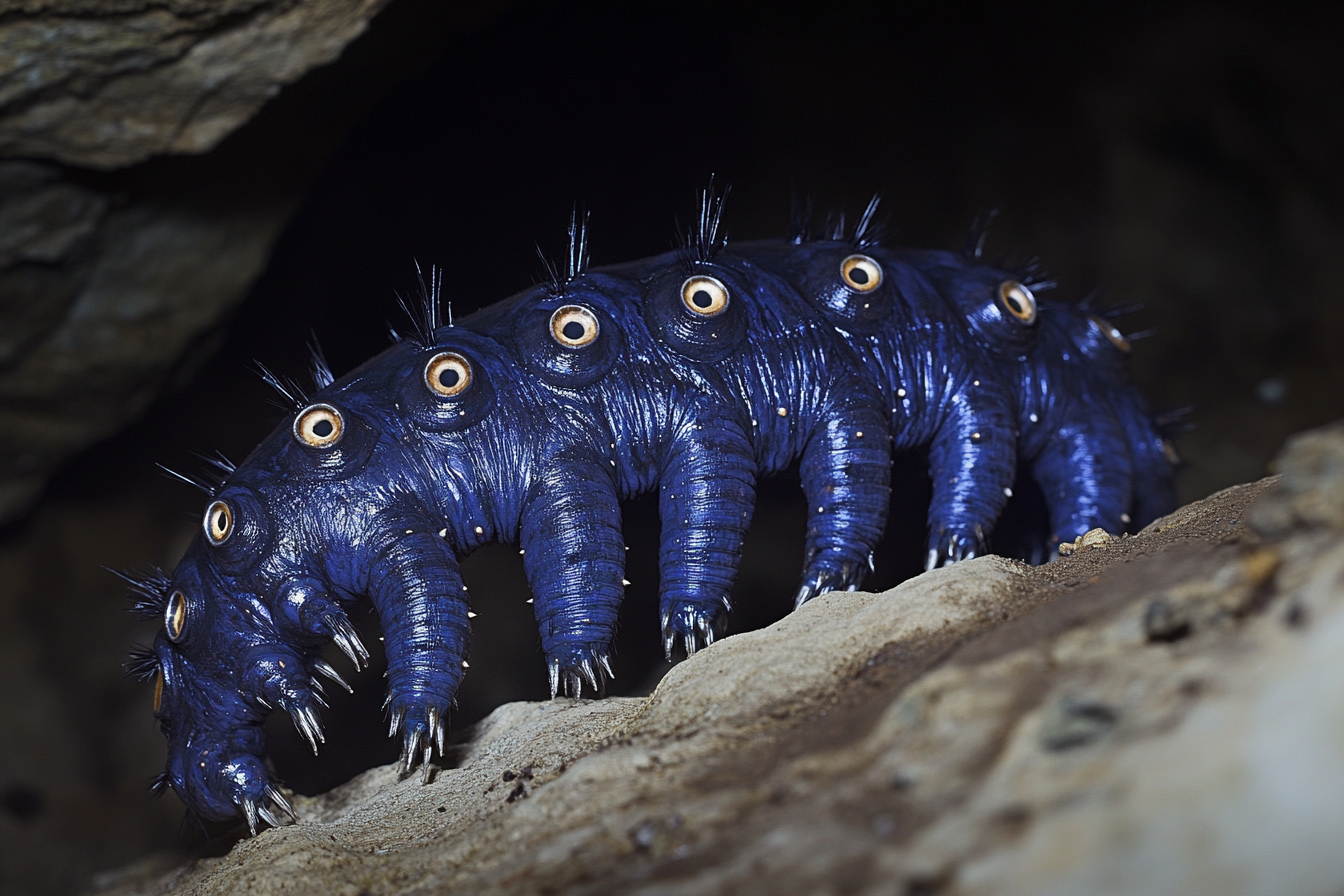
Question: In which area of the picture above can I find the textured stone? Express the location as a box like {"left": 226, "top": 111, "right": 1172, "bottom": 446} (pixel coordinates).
{"left": 0, "top": 1, "right": 491, "bottom": 525}
{"left": 90, "top": 424, "right": 1344, "bottom": 896}
{"left": 0, "top": 0, "right": 392, "bottom": 169}
{"left": 0, "top": 161, "right": 291, "bottom": 520}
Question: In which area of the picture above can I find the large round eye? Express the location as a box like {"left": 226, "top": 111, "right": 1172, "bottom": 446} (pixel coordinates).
{"left": 165, "top": 590, "right": 187, "bottom": 642}
{"left": 424, "top": 352, "right": 472, "bottom": 398}
{"left": 549, "top": 305, "right": 600, "bottom": 348}
{"left": 998, "top": 281, "right": 1037, "bottom": 325}
{"left": 840, "top": 254, "right": 883, "bottom": 292}
{"left": 1089, "top": 315, "right": 1130, "bottom": 352}
{"left": 681, "top": 275, "right": 730, "bottom": 317}
{"left": 203, "top": 500, "right": 233, "bottom": 545}
{"left": 293, "top": 403, "right": 345, "bottom": 448}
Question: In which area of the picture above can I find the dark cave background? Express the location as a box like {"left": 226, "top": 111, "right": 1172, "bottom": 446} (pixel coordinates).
{"left": 4, "top": 2, "right": 1344, "bottom": 892}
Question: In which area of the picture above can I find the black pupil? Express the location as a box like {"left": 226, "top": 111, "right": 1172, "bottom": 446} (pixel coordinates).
{"left": 692, "top": 289, "right": 713, "bottom": 308}
{"left": 312, "top": 419, "right": 334, "bottom": 437}
{"left": 1007, "top": 296, "right": 1023, "bottom": 313}
{"left": 438, "top": 368, "right": 460, "bottom": 388}
{"left": 214, "top": 512, "right": 226, "bottom": 532}
{"left": 849, "top": 266, "right": 870, "bottom": 285}
{"left": 563, "top": 320, "right": 586, "bottom": 340}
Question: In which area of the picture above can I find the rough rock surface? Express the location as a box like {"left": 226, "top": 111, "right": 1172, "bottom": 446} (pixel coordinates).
{"left": 0, "top": 0, "right": 391, "bottom": 168}
{"left": 0, "top": 1, "right": 490, "bottom": 525}
{"left": 92, "top": 423, "right": 1344, "bottom": 896}
{"left": 0, "top": 158, "right": 288, "bottom": 521}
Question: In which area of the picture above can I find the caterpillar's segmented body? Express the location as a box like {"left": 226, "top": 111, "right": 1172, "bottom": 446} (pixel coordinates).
{"left": 125, "top": 193, "right": 1175, "bottom": 832}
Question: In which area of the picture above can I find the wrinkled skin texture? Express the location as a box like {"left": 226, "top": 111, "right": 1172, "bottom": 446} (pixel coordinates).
{"left": 132, "top": 211, "right": 1175, "bottom": 832}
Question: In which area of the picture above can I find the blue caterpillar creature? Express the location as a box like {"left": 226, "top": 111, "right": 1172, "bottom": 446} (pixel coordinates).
{"left": 122, "top": 188, "right": 1176, "bottom": 833}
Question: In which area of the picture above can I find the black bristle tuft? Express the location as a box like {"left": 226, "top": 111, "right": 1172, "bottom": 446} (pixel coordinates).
{"left": 307, "top": 332, "right": 335, "bottom": 391}
{"left": 156, "top": 463, "right": 215, "bottom": 496}
{"left": 567, "top": 207, "right": 591, "bottom": 283}
{"left": 253, "top": 361, "right": 308, "bottom": 410}
{"left": 125, "top": 644, "right": 162, "bottom": 681}
{"left": 850, "top": 194, "right": 885, "bottom": 248}
{"left": 998, "top": 253, "right": 1056, "bottom": 292}
{"left": 108, "top": 565, "right": 173, "bottom": 616}
{"left": 963, "top": 209, "right": 1000, "bottom": 259}
{"left": 196, "top": 450, "right": 236, "bottom": 481}
{"left": 539, "top": 205, "right": 593, "bottom": 297}
{"left": 536, "top": 242, "right": 561, "bottom": 294}
{"left": 396, "top": 261, "right": 443, "bottom": 348}
{"left": 678, "top": 176, "right": 730, "bottom": 269}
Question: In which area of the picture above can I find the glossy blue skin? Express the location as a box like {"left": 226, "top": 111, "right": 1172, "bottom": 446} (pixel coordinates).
{"left": 141, "top": 233, "right": 1174, "bottom": 830}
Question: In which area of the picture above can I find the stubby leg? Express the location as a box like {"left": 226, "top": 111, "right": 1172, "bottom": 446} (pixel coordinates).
{"left": 520, "top": 451, "right": 625, "bottom": 697}
{"left": 1110, "top": 391, "right": 1177, "bottom": 531}
{"left": 364, "top": 512, "right": 471, "bottom": 775}
{"left": 923, "top": 375, "right": 1018, "bottom": 568}
{"left": 1032, "top": 399, "right": 1133, "bottom": 548}
{"left": 795, "top": 386, "right": 891, "bottom": 606}
{"left": 657, "top": 407, "right": 757, "bottom": 658}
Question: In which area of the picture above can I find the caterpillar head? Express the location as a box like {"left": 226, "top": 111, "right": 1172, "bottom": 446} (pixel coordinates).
{"left": 140, "top": 329, "right": 546, "bottom": 830}
{"left": 149, "top": 540, "right": 310, "bottom": 828}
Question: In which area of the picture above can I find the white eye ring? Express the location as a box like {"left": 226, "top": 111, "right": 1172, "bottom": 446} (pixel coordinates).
{"left": 293, "top": 403, "right": 345, "bottom": 448}
{"left": 165, "top": 590, "right": 187, "bottom": 642}
{"left": 840, "top": 254, "right": 883, "bottom": 292}
{"left": 681, "top": 275, "right": 730, "bottom": 317}
{"left": 204, "top": 500, "right": 233, "bottom": 546}
{"left": 424, "top": 352, "right": 472, "bottom": 398}
{"left": 549, "top": 305, "right": 600, "bottom": 348}
{"left": 998, "top": 281, "right": 1037, "bottom": 325}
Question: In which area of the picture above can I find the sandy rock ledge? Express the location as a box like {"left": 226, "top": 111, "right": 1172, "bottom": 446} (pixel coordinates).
{"left": 94, "top": 423, "right": 1344, "bottom": 896}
